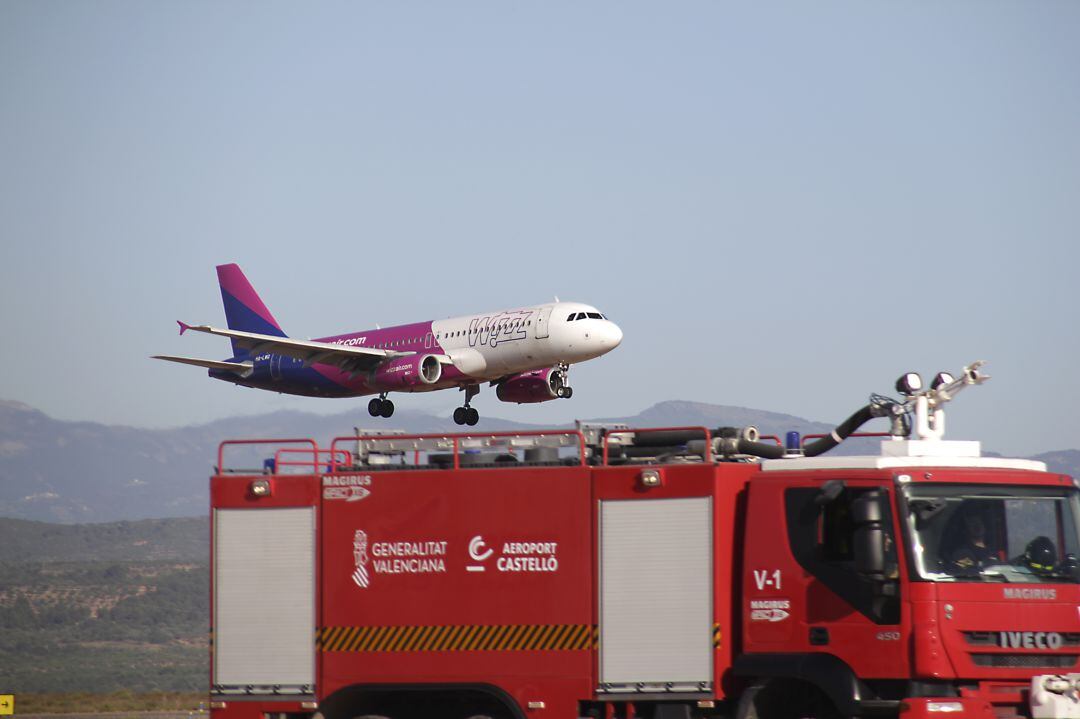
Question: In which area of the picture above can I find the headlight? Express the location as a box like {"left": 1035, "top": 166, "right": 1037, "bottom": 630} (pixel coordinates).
{"left": 926, "top": 702, "right": 964, "bottom": 713}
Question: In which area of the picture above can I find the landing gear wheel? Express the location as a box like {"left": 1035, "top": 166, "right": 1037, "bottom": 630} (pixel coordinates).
{"left": 453, "top": 407, "right": 467, "bottom": 425}
{"left": 368, "top": 398, "right": 382, "bottom": 417}
{"left": 379, "top": 399, "right": 395, "bottom": 418}
{"left": 562, "top": 386, "right": 573, "bottom": 399}
{"left": 465, "top": 407, "right": 479, "bottom": 426}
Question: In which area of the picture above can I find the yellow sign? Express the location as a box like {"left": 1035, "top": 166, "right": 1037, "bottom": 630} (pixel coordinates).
{"left": 0, "top": 694, "right": 13, "bottom": 716}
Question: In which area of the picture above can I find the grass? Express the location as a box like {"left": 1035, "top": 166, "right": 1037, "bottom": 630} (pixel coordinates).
{"left": 13, "top": 691, "right": 207, "bottom": 714}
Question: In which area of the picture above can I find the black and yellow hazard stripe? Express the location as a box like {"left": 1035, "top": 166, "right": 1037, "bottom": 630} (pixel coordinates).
{"left": 319, "top": 624, "right": 597, "bottom": 653}
{"left": 319, "top": 623, "right": 723, "bottom": 653}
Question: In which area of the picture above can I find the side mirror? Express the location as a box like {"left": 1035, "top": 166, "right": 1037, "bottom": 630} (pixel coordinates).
{"left": 853, "top": 491, "right": 886, "bottom": 577}
{"left": 815, "top": 479, "right": 846, "bottom": 506}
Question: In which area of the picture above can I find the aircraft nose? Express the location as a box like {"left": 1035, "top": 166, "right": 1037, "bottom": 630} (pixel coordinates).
{"left": 597, "top": 320, "right": 623, "bottom": 351}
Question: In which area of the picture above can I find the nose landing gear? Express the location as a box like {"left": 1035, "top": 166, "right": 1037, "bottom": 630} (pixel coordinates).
{"left": 453, "top": 384, "right": 480, "bottom": 426}
{"left": 367, "top": 394, "right": 395, "bottom": 418}
{"left": 553, "top": 364, "right": 573, "bottom": 399}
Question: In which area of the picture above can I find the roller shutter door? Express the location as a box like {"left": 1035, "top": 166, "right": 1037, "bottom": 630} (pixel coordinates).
{"left": 599, "top": 497, "right": 713, "bottom": 693}
{"left": 214, "top": 507, "right": 315, "bottom": 692}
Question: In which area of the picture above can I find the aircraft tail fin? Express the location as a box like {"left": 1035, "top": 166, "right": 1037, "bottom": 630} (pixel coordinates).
{"left": 216, "top": 264, "right": 287, "bottom": 356}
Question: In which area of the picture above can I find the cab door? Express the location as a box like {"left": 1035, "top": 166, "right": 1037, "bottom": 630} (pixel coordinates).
{"left": 743, "top": 477, "right": 909, "bottom": 679}
{"left": 789, "top": 480, "right": 907, "bottom": 678}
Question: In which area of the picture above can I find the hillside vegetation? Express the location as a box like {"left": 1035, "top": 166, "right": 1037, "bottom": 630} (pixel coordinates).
{"left": 0, "top": 518, "right": 208, "bottom": 693}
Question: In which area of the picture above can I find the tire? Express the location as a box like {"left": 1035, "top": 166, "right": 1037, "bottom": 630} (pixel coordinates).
{"left": 737, "top": 681, "right": 844, "bottom": 719}
{"left": 453, "top": 407, "right": 467, "bottom": 425}
{"left": 368, "top": 398, "right": 381, "bottom": 417}
{"left": 465, "top": 407, "right": 480, "bottom": 426}
{"left": 380, "top": 399, "right": 395, "bottom": 418}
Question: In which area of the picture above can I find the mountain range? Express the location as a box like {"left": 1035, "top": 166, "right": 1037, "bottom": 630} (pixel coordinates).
{"left": 1, "top": 399, "right": 1076, "bottom": 524}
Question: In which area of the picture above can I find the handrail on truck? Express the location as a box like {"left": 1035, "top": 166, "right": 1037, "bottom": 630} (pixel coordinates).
{"left": 331, "top": 430, "right": 588, "bottom": 471}
{"left": 273, "top": 447, "right": 353, "bottom": 474}
{"left": 216, "top": 438, "right": 319, "bottom": 474}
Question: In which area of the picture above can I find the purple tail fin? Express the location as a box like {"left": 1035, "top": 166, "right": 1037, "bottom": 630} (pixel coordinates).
{"left": 216, "top": 264, "right": 286, "bottom": 356}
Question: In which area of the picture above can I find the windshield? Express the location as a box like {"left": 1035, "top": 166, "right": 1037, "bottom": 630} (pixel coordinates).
{"left": 903, "top": 484, "right": 1080, "bottom": 583}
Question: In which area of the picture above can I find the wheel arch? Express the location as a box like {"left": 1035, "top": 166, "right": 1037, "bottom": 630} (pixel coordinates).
{"left": 317, "top": 682, "right": 526, "bottom": 719}
{"left": 733, "top": 653, "right": 869, "bottom": 717}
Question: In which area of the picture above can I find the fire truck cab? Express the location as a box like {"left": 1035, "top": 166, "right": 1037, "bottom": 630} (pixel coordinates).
{"left": 207, "top": 365, "right": 1080, "bottom": 719}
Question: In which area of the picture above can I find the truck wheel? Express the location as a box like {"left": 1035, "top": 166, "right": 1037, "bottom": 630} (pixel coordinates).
{"left": 737, "top": 682, "right": 844, "bottom": 719}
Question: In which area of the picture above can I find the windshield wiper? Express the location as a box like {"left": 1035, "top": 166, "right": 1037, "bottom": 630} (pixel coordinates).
{"left": 1039, "top": 571, "right": 1080, "bottom": 583}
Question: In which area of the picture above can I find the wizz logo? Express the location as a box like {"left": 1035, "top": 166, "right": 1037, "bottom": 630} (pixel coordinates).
{"left": 468, "top": 311, "right": 533, "bottom": 349}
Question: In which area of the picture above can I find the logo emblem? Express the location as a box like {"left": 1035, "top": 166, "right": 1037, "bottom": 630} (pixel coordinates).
{"left": 323, "top": 474, "right": 372, "bottom": 502}
{"left": 467, "top": 535, "right": 493, "bottom": 572}
{"left": 352, "top": 530, "right": 370, "bottom": 588}
{"left": 998, "top": 631, "right": 1063, "bottom": 650}
{"left": 750, "top": 599, "right": 791, "bottom": 622}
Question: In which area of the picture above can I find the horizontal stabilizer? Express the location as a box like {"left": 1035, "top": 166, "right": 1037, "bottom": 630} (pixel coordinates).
{"left": 152, "top": 355, "right": 254, "bottom": 377}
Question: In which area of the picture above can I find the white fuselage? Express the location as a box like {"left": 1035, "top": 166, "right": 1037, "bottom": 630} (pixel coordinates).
{"left": 430, "top": 301, "right": 623, "bottom": 382}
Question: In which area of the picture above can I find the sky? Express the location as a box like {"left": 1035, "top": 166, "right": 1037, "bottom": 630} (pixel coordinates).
{"left": 0, "top": 1, "right": 1077, "bottom": 457}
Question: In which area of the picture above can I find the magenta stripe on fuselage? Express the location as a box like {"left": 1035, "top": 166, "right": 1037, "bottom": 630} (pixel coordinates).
{"left": 216, "top": 264, "right": 283, "bottom": 332}
{"left": 305, "top": 320, "right": 463, "bottom": 395}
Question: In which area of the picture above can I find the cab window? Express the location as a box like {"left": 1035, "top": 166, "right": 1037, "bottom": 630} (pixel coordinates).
{"left": 785, "top": 485, "right": 900, "bottom": 624}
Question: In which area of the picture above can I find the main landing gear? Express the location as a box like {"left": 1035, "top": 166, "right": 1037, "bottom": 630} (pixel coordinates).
{"left": 453, "top": 384, "right": 480, "bottom": 426}
{"left": 368, "top": 394, "right": 394, "bottom": 418}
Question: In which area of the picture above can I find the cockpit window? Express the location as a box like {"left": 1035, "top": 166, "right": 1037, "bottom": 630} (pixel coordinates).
{"left": 566, "top": 314, "right": 575, "bottom": 321}
{"left": 587, "top": 312, "right": 603, "bottom": 319}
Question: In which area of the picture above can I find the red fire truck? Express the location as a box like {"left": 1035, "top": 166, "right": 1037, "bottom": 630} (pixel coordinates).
{"left": 207, "top": 363, "right": 1080, "bottom": 719}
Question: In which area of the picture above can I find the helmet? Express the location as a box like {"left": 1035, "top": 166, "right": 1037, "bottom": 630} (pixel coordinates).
{"left": 1024, "top": 536, "right": 1057, "bottom": 574}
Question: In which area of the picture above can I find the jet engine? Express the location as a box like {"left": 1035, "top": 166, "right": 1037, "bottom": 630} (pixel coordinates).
{"left": 371, "top": 354, "right": 443, "bottom": 390}
{"left": 496, "top": 367, "right": 571, "bottom": 404}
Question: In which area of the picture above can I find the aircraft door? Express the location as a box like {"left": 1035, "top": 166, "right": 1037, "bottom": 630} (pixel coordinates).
{"left": 535, "top": 307, "right": 553, "bottom": 339}
{"left": 270, "top": 354, "right": 283, "bottom": 380}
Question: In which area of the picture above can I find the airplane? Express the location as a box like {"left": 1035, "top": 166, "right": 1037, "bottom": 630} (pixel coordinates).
{"left": 153, "top": 264, "right": 623, "bottom": 426}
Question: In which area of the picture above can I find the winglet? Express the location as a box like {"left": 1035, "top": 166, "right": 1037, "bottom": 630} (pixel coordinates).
{"left": 178, "top": 321, "right": 191, "bottom": 335}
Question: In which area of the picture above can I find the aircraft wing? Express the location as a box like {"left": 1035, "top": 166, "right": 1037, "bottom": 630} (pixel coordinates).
{"left": 175, "top": 322, "right": 417, "bottom": 374}
{"left": 152, "top": 355, "right": 254, "bottom": 377}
